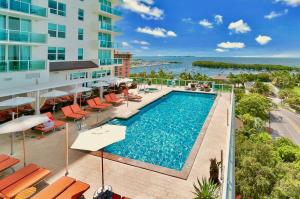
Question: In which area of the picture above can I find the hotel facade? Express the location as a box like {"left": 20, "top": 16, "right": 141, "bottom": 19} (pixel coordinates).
{"left": 0, "top": 0, "right": 123, "bottom": 90}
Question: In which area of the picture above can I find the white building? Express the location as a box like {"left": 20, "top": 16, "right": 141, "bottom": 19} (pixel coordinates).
{"left": 0, "top": 0, "right": 122, "bottom": 89}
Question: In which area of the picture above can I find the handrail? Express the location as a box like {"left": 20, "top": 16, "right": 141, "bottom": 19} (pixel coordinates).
{"left": 0, "top": 29, "right": 47, "bottom": 44}
{"left": 0, "top": 60, "right": 46, "bottom": 73}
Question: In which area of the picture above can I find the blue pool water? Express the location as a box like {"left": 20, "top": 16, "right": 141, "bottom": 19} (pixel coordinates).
{"left": 105, "top": 91, "right": 216, "bottom": 171}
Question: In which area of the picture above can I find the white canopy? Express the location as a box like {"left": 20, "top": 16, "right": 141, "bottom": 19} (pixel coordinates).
{"left": 69, "top": 87, "right": 92, "bottom": 93}
{"left": 41, "top": 90, "right": 69, "bottom": 98}
{"left": 92, "top": 82, "right": 110, "bottom": 88}
{"left": 71, "top": 124, "right": 126, "bottom": 152}
{"left": 116, "top": 78, "right": 133, "bottom": 85}
{"left": 0, "top": 97, "right": 35, "bottom": 108}
{"left": 0, "top": 115, "right": 49, "bottom": 134}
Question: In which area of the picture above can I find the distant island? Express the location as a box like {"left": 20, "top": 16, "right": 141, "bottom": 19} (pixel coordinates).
{"left": 192, "top": 60, "right": 299, "bottom": 71}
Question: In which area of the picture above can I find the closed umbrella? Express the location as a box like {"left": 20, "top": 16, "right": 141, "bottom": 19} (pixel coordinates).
{"left": 71, "top": 124, "right": 126, "bottom": 194}
{"left": 41, "top": 90, "right": 69, "bottom": 111}
{"left": 0, "top": 115, "right": 49, "bottom": 166}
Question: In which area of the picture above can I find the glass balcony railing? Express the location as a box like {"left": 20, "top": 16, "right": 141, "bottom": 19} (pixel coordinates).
{"left": 99, "top": 4, "right": 122, "bottom": 17}
{"left": 0, "top": 0, "right": 47, "bottom": 17}
{"left": 99, "top": 40, "right": 121, "bottom": 49}
{"left": 99, "top": 23, "right": 121, "bottom": 33}
{"left": 0, "top": 29, "right": 47, "bottom": 44}
{"left": 0, "top": 60, "right": 46, "bottom": 73}
{"left": 99, "top": 58, "right": 122, "bottom": 66}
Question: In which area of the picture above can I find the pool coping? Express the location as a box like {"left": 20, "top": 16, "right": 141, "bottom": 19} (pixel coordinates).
{"left": 91, "top": 91, "right": 220, "bottom": 180}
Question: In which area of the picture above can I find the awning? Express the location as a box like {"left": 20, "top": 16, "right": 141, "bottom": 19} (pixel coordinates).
{"left": 49, "top": 61, "right": 98, "bottom": 72}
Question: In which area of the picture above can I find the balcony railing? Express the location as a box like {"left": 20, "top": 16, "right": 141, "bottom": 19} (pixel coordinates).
{"left": 99, "top": 58, "right": 122, "bottom": 66}
{"left": 99, "top": 23, "right": 121, "bottom": 33}
{"left": 0, "top": 60, "right": 46, "bottom": 73}
{"left": 0, "top": 29, "right": 47, "bottom": 44}
{"left": 99, "top": 4, "right": 122, "bottom": 17}
{"left": 99, "top": 40, "right": 121, "bottom": 49}
{"left": 0, "top": 0, "right": 47, "bottom": 18}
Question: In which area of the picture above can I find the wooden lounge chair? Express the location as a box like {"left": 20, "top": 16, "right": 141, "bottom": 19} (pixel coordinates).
{"left": 93, "top": 97, "right": 112, "bottom": 108}
{"left": 61, "top": 106, "right": 84, "bottom": 121}
{"left": 70, "top": 104, "right": 90, "bottom": 117}
{"left": 0, "top": 154, "right": 20, "bottom": 173}
{"left": 32, "top": 176, "right": 90, "bottom": 199}
{"left": 86, "top": 99, "right": 106, "bottom": 110}
{"left": 0, "top": 164, "right": 51, "bottom": 199}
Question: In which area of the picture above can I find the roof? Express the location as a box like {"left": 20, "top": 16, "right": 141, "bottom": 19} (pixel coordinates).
{"left": 49, "top": 61, "right": 98, "bottom": 72}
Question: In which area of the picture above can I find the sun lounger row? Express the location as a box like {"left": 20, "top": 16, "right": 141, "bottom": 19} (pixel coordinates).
{"left": 87, "top": 97, "right": 112, "bottom": 110}
{"left": 105, "top": 93, "right": 125, "bottom": 104}
{"left": 61, "top": 104, "right": 89, "bottom": 121}
{"left": 0, "top": 105, "right": 34, "bottom": 123}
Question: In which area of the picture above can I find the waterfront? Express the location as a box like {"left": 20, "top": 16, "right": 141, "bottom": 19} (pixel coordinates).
{"left": 131, "top": 56, "right": 300, "bottom": 76}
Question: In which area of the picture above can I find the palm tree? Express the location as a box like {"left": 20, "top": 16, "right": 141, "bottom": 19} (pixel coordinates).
{"left": 193, "top": 178, "right": 220, "bottom": 199}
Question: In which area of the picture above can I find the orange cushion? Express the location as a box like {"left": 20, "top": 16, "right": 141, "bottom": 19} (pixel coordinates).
{"left": 56, "top": 181, "right": 90, "bottom": 199}
{"left": 0, "top": 154, "right": 9, "bottom": 163}
{"left": 0, "top": 164, "right": 39, "bottom": 191}
{"left": 1, "top": 168, "right": 51, "bottom": 198}
{"left": 0, "top": 157, "right": 20, "bottom": 172}
{"left": 32, "top": 176, "right": 75, "bottom": 199}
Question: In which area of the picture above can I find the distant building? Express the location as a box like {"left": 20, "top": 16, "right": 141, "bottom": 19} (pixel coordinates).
{"left": 114, "top": 51, "right": 132, "bottom": 78}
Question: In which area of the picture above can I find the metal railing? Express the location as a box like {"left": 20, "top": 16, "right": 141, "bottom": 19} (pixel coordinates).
{"left": 0, "top": 29, "right": 47, "bottom": 44}
{"left": 0, "top": 0, "right": 47, "bottom": 17}
{"left": 99, "top": 40, "right": 121, "bottom": 49}
{"left": 99, "top": 58, "right": 122, "bottom": 66}
{"left": 99, "top": 22, "right": 121, "bottom": 33}
{"left": 0, "top": 60, "right": 46, "bottom": 73}
{"left": 99, "top": 4, "right": 122, "bottom": 17}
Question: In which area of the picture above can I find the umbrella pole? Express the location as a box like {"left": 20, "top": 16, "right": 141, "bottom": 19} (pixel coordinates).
{"left": 10, "top": 112, "right": 15, "bottom": 155}
{"left": 65, "top": 123, "right": 69, "bottom": 176}
{"left": 22, "top": 131, "right": 26, "bottom": 166}
{"left": 101, "top": 149, "right": 104, "bottom": 190}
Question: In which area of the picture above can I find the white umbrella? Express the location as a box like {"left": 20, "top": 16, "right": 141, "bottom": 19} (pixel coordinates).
{"left": 69, "top": 87, "right": 92, "bottom": 106}
{"left": 116, "top": 78, "right": 133, "bottom": 86}
{"left": 92, "top": 82, "right": 110, "bottom": 100}
{"left": 0, "top": 115, "right": 49, "bottom": 166}
{"left": 41, "top": 90, "right": 69, "bottom": 111}
{"left": 71, "top": 124, "right": 126, "bottom": 191}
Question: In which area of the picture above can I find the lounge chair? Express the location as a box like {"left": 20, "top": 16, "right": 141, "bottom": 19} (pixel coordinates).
{"left": 86, "top": 99, "right": 106, "bottom": 111}
{"left": 93, "top": 97, "right": 112, "bottom": 108}
{"left": 34, "top": 112, "right": 65, "bottom": 134}
{"left": 0, "top": 154, "right": 20, "bottom": 173}
{"left": 105, "top": 93, "right": 124, "bottom": 105}
{"left": 0, "top": 164, "right": 51, "bottom": 199}
{"left": 123, "top": 89, "right": 142, "bottom": 102}
{"left": 61, "top": 106, "right": 84, "bottom": 121}
{"left": 70, "top": 104, "right": 90, "bottom": 117}
{"left": 32, "top": 176, "right": 90, "bottom": 199}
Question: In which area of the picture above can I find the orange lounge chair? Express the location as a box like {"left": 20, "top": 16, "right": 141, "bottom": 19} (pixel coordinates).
{"left": 86, "top": 99, "right": 106, "bottom": 110}
{"left": 34, "top": 112, "right": 66, "bottom": 134}
{"left": 61, "top": 106, "right": 84, "bottom": 120}
{"left": 0, "top": 164, "right": 51, "bottom": 199}
{"left": 70, "top": 104, "right": 90, "bottom": 117}
{"left": 93, "top": 97, "right": 112, "bottom": 108}
{"left": 45, "top": 112, "right": 65, "bottom": 128}
{"left": 32, "top": 176, "right": 89, "bottom": 199}
{"left": 123, "top": 89, "right": 142, "bottom": 102}
{"left": 105, "top": 94, "right": 124, "bottom": 105}
{"left": 109, "top": 93, "right": 125, "bottom": 103}
{"left": 0, "top": 154, "right": 20, "bottom": 173}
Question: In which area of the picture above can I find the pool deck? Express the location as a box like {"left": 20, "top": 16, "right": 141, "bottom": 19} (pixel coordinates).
{"left": 0, "top": 86, "right": 232, "bottom": 199}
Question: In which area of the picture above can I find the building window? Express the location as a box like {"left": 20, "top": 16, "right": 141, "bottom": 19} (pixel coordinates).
{"left": 78, "top": 9, "right": 84, "bottom": 21}
{"left": 48, "top": 23, "right": 66, "bottom": 38}
{"left": 78, "top": 48, "right": 83, "bottom": 60}
{"left": 48, "top": 47, "right": 65, "bottom": 60}
{"left": 49, "top": 0, "right": 66, "bottom": 16}
{"left": 78, "top": 28, "right": 83, "bottom": 40}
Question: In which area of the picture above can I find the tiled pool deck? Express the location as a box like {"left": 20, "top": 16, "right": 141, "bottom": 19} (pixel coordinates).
{"left": 0, "top": 86, "right": 231, "bottom": 199}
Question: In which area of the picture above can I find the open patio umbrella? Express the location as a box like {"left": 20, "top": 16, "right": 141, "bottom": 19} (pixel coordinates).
{"left": 69, "top": 86, "right": 92, "bottom": 107}
{"left": 41, "top": 90, "right": 69, "bottom": 111}
{"left": 92, "top": 82, "right": 110, "bottom": 100}
{"left": 71, "top": 124, "right": 126, "bottom": 194}
{"left": 116, "top": 78, "right": 133, "bottom": 86}
{"left": 0, "top": 97, "right": 36, "bottom": 155}
{"left": 0, "top": 115, "right": 49, "bottom": 166}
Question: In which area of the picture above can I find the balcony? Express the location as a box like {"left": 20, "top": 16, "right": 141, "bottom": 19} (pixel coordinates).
{"left": 99, "top": 4, "right": 122, "bottom": 18}
{"left": 0, "top": 0, "right": 47, "bottom": 18}
{"left": 99, "top": 58, "right": 122, "bottom": 66}
{"left": 0, "top": 29, "right": 47, "bottom": 44}
{"left": 99, "top": 40, "right": 121, "bottom": 49}
{"left": 99, "top": 23, "right": 121, "bottom": 34}
{"left": 0, "top": 60, "right": 46, "bottom": 73}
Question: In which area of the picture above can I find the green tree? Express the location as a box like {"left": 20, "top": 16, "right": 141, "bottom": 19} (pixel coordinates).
{"left": 250, "top": 81, "right": 270, "bottom": 95}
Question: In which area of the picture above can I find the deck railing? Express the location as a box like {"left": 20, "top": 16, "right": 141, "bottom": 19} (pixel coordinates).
{"left": 99, "top": 22, "right": 121, "bottom": 33}
{"left": 99, "top": 40, "right": 121, "bottom": 49}
{"left": 99, "top": 58, "right": 122, "bottom": 66}
{"left": 0, "top": 29, "right": 47, "bottom": 44}
{"left": 99, "top": 4, "right": 122, "bottom": 17}
{"left": 0, "top": 60, "right": 46, "bottom": 73}
{"left": 0, "top": 0, "right": 47, "bottom": 17}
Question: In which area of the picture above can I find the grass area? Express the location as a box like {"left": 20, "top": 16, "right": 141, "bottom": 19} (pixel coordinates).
{"left": 292, "top": 87, "right": 300, "bottom": 97}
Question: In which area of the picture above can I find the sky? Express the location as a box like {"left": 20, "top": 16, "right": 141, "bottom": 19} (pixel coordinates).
{"left": 115, "top": 0, "right": 300, "bottom": 57}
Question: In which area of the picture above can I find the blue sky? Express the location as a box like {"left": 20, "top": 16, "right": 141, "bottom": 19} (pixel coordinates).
{"left": 116, "top": 0, "right": 300, "bottom": 57}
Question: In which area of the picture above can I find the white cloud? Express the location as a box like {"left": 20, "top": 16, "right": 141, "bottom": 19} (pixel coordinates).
{"left": 141, "top": 46, "right": 149, "bottom": 50}
{"left": 122, "top": 41, "right": 130, "bottom": 47}
{"left": 133, "top": 40, "right": 150, "bottom": 45}
{"left": 214, "top": 15, "right": 223, "bottom": 24}
{"left": 275, "top": 0, "right": 300, "bottom": 7}
{"left": 256, "top": 35, "right": 272, "bottom": 45}
{"left": 228, "top": 19, "right": 251, "bottom": 34}
{"left": 215, "top": 48, "right": 228, "bottom": 52}
{"left": 122, "top": 0, "right": 164, "bottom": 20}
{"left": 182, "top": 18, "right": 195, "bottom": 24}
{"left": 264, "top": 9, "right": 288, "bottom": 20}
{"left": 199, "top": 19, "right": 214, "bottom": 29}
{"left": 136, "top": 27, "right": 177, "bottom": 38}
{"left": 217, "top": 42, "right": 246, "bottom": 49}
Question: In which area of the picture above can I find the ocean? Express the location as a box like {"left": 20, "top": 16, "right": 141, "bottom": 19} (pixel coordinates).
{"left": 131, "top": 56, "right": 300, "bottom": 77}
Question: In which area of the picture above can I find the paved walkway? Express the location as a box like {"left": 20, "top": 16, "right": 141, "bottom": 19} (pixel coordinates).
{"left": 0, "top": 87, "right": 231, "bottom": 198}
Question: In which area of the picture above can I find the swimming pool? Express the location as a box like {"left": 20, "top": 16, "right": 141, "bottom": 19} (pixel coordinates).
{"left": 105, "top": 91, "right": 216, "bottom": 171}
